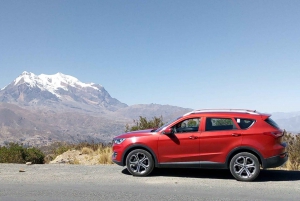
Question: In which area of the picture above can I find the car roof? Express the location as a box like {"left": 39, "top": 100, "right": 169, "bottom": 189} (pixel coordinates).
{"left": 183, "top": 109, "right": 270, "bottom": 117}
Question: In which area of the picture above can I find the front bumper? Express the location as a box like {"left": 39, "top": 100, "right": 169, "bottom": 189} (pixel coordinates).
{"left": 112, "top": 150, "right": 125, "bottom": 166}
{"left": 112, "top": 159, "right": 124, "bottom": 166}
{"left": 264, "top": 152, "right": 288, "bottom": 169}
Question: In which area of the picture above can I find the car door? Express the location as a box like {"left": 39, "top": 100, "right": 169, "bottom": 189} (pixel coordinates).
{"left": 158, "top": 117, "right": 201, "bottom": 167}
{"left": 199, "top": 117, "right": 242, "bottom": 167}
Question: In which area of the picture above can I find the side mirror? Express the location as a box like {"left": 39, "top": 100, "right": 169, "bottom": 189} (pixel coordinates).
{"left": 163, "top": 128, "right": 173, "bottom": 135}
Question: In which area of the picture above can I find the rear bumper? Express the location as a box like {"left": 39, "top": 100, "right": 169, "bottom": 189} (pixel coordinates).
{"left": 264, "top": 152, "right": 288, "bottom": 169}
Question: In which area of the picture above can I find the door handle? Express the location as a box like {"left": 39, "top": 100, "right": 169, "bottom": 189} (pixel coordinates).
{"left": 189, "top": 136, "right": 198, "bottom": 139}
{"left": 232, "top": 133, "right": 241, "bottom": 137}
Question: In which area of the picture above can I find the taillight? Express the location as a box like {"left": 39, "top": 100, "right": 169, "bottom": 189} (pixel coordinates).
{"left": 263, "top": 131, "right": 284, "bottom": 138}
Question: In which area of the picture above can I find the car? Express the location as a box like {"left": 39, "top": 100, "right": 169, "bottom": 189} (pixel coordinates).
{"left": 112, "top": 109, "right": 288, "bottom": 181}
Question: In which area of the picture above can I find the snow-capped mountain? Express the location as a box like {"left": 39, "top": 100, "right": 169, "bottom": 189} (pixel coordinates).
{"left": 0, "top": 71, "right": 127, "bottom": 112}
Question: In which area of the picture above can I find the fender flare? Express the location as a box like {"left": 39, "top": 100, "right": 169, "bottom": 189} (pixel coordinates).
{"left": 121, "top": 144, "right": 159, "bottom": 167}
{"left": 226, "top": 146, "right": 266, "bottom": 168}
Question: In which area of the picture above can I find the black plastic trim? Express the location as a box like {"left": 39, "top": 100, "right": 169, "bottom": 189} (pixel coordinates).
{"left": 200, "top": 162, "right": 227, "bottom": 169}
{"left": 158, "top": 161, "right": 227, "bottom": 169}
{"left": 112, "top": 159, "right": 123, "bottom": 166}
{"left": 264, "top": 153, "right": 288, "bottom": 168}
{"left": 158, "top": 162, "right": 200, "bottom": 168}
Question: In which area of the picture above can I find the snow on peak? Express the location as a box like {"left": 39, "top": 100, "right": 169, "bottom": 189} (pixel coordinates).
{"left": 21, "top": 71, "right": 34, "bottom": 76}
{"left": 14, "top": 72, "right": 38, "bottom": 87}
{"left": 13, "top": 71, "right": 102, "bottom": 97}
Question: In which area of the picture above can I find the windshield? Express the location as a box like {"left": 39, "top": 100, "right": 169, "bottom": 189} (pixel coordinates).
{"left": 155, "top": 116, "right": 182, "bottom": 132}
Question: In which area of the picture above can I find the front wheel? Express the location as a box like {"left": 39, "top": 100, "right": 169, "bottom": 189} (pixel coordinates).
{"left": 126, "top": 149, "right": 154, "bottom": 176}
{"left": 229, "top": 152, "right": 260, "bottom": 181}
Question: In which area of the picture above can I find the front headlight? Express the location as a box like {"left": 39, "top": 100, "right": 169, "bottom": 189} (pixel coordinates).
{"left": 113, "top": 138, "right": 126, "bottom": 144}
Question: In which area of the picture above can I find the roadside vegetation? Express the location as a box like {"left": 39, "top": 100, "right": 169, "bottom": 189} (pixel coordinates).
{"left": 1, "top": 117, "right": 300, "bottom": 169}
{"left": 283, "top": 131, "right": 300, "bottom": 170}
{"left": 43, "top": 142, "right": 113, "bottom": 164}
{"left": 0, "top": 143, "right": 44, "bottom": 164}
{"left": 125, "top": 116, "right": 164, "bottom": 132}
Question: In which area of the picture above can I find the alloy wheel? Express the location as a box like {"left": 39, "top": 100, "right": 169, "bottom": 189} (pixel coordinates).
{"left": 126, "top": 149, "right": 154, "bottom": 176}
{"left": 229, "top": 152, "right": 260, "bottom": 181}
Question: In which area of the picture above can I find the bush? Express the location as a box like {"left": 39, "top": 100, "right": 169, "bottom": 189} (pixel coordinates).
{"left": 0, "top": 143, "right": 45, "bottom": 164}
{"left": 125, "top": 116, "right": 164, "bottom": 132}
{"left": 283, "top": 132, "right": 300, "bottom": 170}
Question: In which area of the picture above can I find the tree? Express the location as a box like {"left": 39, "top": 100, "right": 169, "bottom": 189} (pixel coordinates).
{"left": 125, "top": 116, "right": 164, "bottom": 132}
{"left": 213, "top": 118, "right": 233, "bottom": 126}
{"left": 187, "top": 119, "right": 197, "bottom": 127}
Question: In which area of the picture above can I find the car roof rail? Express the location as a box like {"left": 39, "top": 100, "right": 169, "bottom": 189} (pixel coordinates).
{"left": 183, "top": 109, "right": 259, "bottom": 116}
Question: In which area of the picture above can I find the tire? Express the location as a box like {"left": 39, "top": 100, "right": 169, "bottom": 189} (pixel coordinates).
{"left": 229, "top": 152, "right": 260, "bottom": 182}
{"left": 126, "top": 149, "right": 154, "bottom": 177}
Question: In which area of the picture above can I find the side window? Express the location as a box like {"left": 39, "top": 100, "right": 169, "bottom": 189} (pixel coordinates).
{"left": 205, "top": 117, "right": 236, "bottom": 131}
{"left": 235, "top": 118, "right": 255, "bottom": 129}
{"left": 173, "top": 118, "right": 201, "bottom": 133}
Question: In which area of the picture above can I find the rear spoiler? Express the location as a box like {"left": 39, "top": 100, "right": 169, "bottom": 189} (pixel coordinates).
{"left": 260, "top": 113, "right": 271, "bottom": 120}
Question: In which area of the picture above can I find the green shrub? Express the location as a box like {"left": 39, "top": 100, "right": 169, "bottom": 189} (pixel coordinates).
{"left": 0, "top": 143, "right": 45, "bottom": 164}
{"left": 125, "top": 116, "right": 164, "bottom": 132}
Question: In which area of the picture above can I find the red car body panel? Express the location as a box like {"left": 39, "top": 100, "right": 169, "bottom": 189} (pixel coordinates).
{"left": 158, "top": 131, "right": 200, "bottom": 163}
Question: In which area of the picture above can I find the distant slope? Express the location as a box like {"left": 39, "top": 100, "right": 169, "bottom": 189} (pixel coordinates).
{"left": 274, "top": 116, "right": 300, "bottom": 133}
{"left": 0, "top": 102, "right": 191, "bottom": 146}
{"left": 0, "top": 103, "right": 127, "bottom": 146}
{"left": 271, "top": 111, "right": 300, "bottom": 133}
{"left": 115, "top": 104, "right": 192, "bottom": 121}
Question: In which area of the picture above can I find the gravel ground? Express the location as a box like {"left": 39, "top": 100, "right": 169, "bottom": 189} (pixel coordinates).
{"left": 0, "top": 164, "right": 300, "bottom": 201}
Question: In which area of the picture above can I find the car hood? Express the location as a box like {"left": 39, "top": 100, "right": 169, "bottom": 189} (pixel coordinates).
{"left": 115, "top": 129, "right": 155, "bottom": 139}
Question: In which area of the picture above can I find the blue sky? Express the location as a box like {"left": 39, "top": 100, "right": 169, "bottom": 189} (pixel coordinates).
{"left": 1, "top": 1, "right": 300, "bottom": 113}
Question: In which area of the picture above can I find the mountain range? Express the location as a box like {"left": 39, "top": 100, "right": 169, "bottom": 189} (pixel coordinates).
{"left": 0, "top": 71, "right": 298, "bottom": 146}
{"left": 0, "top": 72, "right": 191, "bottom": 146}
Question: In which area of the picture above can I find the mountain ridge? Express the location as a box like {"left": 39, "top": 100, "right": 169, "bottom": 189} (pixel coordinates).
{"left": 0, "top": 71, "right": 127, "bottom": 112}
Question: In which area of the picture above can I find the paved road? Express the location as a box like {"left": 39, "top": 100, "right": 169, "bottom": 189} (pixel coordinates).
{"left": 0, "top": 164, "right": 300, "bottom": 201}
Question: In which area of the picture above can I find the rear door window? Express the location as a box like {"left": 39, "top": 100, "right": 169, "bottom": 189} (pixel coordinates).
{"left": 235, "top": 118, "right": 255, "bottom": 129}
{"left": 205, "top": 118, "right": 237, "bottom": 131}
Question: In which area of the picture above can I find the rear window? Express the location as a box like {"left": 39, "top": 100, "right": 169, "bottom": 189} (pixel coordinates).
{"left": 265, "top": 117, "right": 280, "bottom": 129}
{"left": 235, "top": 118, "right": 255, "bottom": 129}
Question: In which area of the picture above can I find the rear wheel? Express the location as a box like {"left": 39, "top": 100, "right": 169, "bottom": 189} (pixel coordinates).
{"left": 229, "top": 152, "right": 260, "bottom": 181}
{"left": 126, "top": 149, "right": 154, "bottom": 176}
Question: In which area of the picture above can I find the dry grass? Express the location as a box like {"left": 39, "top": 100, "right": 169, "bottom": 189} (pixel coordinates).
{"left": 97, "top": 146, "right": 113, "bottom": 164}
{"left": 69, "top": 158, "right": 80, "bottom": 165}
{"left": 47, "top": 142, "right": 113, "bottom": 165}
{"left": 286, "top": 160, "right": 300, "bottom": 171}
{"left": 81, "top": 147, "right": 94, "bottom": 155}
{"left": 283, "top": 132, "right": 300, "bottom": 171}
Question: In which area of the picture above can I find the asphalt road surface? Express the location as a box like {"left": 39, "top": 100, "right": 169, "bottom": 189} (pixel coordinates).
{"left": 0, "top": 164, "right": 300, "bottom": 201}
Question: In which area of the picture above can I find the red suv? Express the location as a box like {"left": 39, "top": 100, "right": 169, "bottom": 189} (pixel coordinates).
{"left": 112, "top": 109, "right": 288, "bottom": 181}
